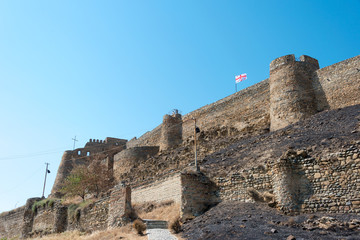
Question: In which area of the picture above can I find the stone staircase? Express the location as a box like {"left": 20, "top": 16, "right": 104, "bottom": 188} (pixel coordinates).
{"left": 143, "top": 219, "right": 168, "bottom": 229}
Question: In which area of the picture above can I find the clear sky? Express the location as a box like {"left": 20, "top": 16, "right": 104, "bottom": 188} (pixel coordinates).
{"left": 0, "top": 0, "right": 359, "bottom": 213}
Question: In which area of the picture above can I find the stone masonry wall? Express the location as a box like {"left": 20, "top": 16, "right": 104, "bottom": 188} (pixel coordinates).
{"left": 313, "top": 55, "right": 360, "bottom": 111}
{"left": 132, "top": 173, "right": 182, "bottom": 204}
{"left": 214, "top": 143, "right": 360, "bottom": 214}
{"left": 126, "top": 80, "right": 271, "bottom": 148}
{"left": 67, "top": 198, "right": 110, "bottom": 232}
{"left": 32, "top": 201, "right": 67, "bottom": 236}
{"left": 113, "top": 146, "right": 159, "bottom": 183}
{"left": 293, "top": 144, "right": 360, "bottom": 214}
{"left": 181, "top": 171, "right": 220, "bottom": 219}
{"left": 108, "top": 186, "right": 132, "bottom": 228}
{"left": 0, "top": 206, "right": 26, "bottom": 239}
{"left": 215, "top": 165, "right": 273, "bottom": 202}
{"left": 132, "top": 171, "right": 219, "bottom": 219}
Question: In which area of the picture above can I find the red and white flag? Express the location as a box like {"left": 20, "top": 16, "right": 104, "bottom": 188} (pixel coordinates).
{"left": 235, "top": 73, "right": 247, "bottom": 83}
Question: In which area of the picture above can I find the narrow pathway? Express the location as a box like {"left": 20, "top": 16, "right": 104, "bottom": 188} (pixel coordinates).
{"left": 144, "top": 220, "right": 178, "bottom": 240}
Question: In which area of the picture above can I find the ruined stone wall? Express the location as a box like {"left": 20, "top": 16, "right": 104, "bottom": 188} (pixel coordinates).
{"left": 66, "top": 186, "right": 131, "bottom": 232}
{"left": 73, "top": 198, "right": 109, "bottom": 232}
{"left": 313, "top": 55, "right": 360, "bottom": 111}
{"left": 214, "top": 143, "right": 360, "bottom": 214}
{"left": 0, "top": 206, "right": 26, "bottom": 239}
{"left": 292, "top": 144, "right": 360, "bottom": 214}
{"left": 132, "top": 173, "right": 182, "bottom": 204}
{"left": 215, "top": 165, "right": 273, "bottom": 202}
{"left": 32, "top": 201, "right": 67, "bottom": 236}
{"left": 181, "top": 172, "right": 219, "bottom": 218}
{"left": 108, "top": 186, "right": 132, "bottom": 228}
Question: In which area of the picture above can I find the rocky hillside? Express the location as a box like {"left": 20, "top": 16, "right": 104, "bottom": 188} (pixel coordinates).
{"left": 180, "top": 104, "right": 360, "bottom": 239}
{"left": 202, "top": 104, "right": 360, "bottom": 178}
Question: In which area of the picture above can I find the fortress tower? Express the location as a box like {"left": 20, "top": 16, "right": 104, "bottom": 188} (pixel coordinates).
{"left": 160, "top": 110, "right": 183, "bottom": 151}
{"left": 269, "top": 54, "right": 320, "bottom": 131}
{"left": 51, "top": 137, "right": 127, "bottom": 197}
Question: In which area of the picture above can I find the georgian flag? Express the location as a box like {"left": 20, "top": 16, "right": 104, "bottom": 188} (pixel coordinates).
{"left": 235, "top": 73, "right": 247, "bottom": 83}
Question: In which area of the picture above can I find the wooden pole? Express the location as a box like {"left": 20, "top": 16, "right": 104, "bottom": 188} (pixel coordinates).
{"left": 194, "top": 118, "right": 199, "bottom": 172}
{"left": 42, "top": 163, "right": 49, "bottom": 198}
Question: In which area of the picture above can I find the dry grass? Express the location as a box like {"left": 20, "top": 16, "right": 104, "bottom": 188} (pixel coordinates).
{"left": 30, "top": 200, "right": 187, "bottom": 240}
{"left": 133, "top": 200, "right": 180, "bottom": 222}
{"left": 29, "top": 225, "right": 186, "bottom": 240}
{"left": 30, "top": 225, "right": 147, "bottom": 240}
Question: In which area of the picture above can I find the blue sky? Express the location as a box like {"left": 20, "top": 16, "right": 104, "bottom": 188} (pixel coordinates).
{"left": 0, "top": 0, "right": 359, "bottom": 212}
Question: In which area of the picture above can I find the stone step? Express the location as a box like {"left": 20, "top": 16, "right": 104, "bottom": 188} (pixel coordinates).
{"left": 144, "top": 219, "right": 168, "bottom": 229}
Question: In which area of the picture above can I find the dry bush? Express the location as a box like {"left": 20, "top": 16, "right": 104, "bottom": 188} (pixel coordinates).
{"left": 133, "top": 219, "right": 146, "bottom": 235}
{"left": 247, "top": 188, "right": 265, "bottom": 202}
{"left": 287, "top": 217, "right": 296, "bottom": 227}
{"left": 169, "top": 215, "right": 182, "bottom": 233}
{"left": 263, "top": 191, "right": 275, "bottom": 203}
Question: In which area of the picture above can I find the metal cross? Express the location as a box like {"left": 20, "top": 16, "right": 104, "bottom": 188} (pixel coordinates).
{"left": 72, "top": 136, "right": 78, "bottom": 150}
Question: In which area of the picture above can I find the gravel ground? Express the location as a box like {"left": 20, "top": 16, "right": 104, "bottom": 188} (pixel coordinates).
{"left": 147, "top": 229, "right": 177, "bottom": 240}
{"left": 181, "top": 202, "right": 360, "bottom": 240}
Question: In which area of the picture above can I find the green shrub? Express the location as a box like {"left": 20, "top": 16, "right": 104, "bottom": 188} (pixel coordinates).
{"left": 31, "top": 198, "right": 58, "bottom": 212}
{"left": 67, "top": 200, "right": 93, "bottom": 221}
{"left": 133, "top": 219, "right": 146, "bottom": 235}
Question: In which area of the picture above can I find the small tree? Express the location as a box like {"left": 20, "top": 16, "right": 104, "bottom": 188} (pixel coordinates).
{"left": 60, "top": 165, "right": 89, "bottom": 200}
{"left": 87, "top": 159, "right": 113, "bottom": 197}
{"left": 60, "top": 156, "right": 113, "bottom": 200}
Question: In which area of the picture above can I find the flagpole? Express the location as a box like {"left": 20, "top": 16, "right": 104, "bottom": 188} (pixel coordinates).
{"left": 235, "top": 83, "right": 237, "bottom": 93}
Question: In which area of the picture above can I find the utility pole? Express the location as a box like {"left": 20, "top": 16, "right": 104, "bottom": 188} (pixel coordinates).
{"left": 72, "top": 136, "right": 78, "bottom": 150}
{"left": 42, "top": 163, "right": 50, "bottom": 198}
{"left": 193, "top": 118, "right": 200, "bottom": 172}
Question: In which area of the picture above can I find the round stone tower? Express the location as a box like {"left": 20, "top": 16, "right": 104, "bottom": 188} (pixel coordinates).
{"left": 269, "top": 54, "right": 320, "bottom": 131}
{"left": 51, "top": 151, "right": 74, "bottom": 197}
{"left": 160, "top": 110, "right": 182, "bottom": 151}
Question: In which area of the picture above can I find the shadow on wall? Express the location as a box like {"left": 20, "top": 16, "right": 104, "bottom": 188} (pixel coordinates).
{"left": 180, "top": 170, "right": 220, "bottom": 220}
{"left": 312, "top": 73, "right": 330, "bottom": 112}
{"left": 272, "top": 150, "right": 314, "bottom": 214}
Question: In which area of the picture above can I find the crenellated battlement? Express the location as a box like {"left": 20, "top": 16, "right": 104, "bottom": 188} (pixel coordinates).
{"left": 51, "top": 137, "right": 127, "bottom": 196}
{"left": 270, "top": 54, "right": 319, "bottom": 72}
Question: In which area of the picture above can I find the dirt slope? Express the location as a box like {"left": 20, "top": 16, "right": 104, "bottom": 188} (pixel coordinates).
{"left": 182, "top": 104, "right": 360, "bottom": 239}
{"left": 181, "top": 202, "right": 360, "bottom": 240}
{"left": 201, "top": 104, "right": 360, "bottom": 177}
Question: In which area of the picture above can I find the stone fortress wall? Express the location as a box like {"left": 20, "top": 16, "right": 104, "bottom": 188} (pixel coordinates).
{"left": 127, "top": 54, "right": 360, "bottom": 147}
{"left": 1, "top": 54, "right": 359, "bottom": 239}
{"left": 0, "top": 172, "right": 217, "bottom": 239}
